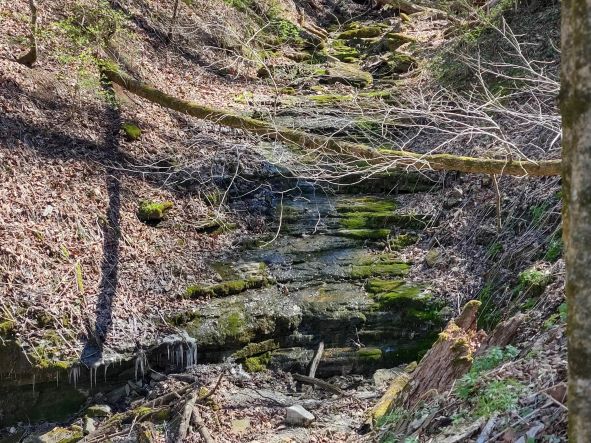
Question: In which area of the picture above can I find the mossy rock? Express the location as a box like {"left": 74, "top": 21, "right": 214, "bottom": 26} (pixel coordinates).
{"left": 517, "top": 267, "right": 553, "bottom": 297}
{"left": 336, "top": 197, "right": 397, "bottom": 213}
{"left": 137, "top": 200, "right": 173, "bottom": 224}
{"left": 338, "top": 26, "right": 384, "bottom": 39}
{"left": 244, "top": 351, "right": 272, "bottom": 372}
{"left": 389, "top": 233, "right": 419, "bottom": 250}
{"left": 319, "top": 62, "right": 373, "bottom": 88}
{"left": 0, "top": 320, "right": 16, "bottom": 338}
{"left": 356, "top": 347, "right": 383, "bottom": 362}
{"left": 308, "top": 94, "right": 354, "bottom": 105}
{"left": 185, "top": 276, "right": 269, "bottom": 299}
{"left": 387, "top": 52, "right": 418, "bottom": 73}
{"left": 232, "top": 339, "right": 280, "bottom": 359}
{"left": 121, "top": 122, "right": 141, "bottom": 141}
{"left": 383, "top": 32, "right": 416, "bottom": 51}
{"left": 351, "top": 260, "right": 410, "bottom": 279}
{"left": 24, "top": 427, "right": 83, "bottom": 443}
{"left": 336, "top": 228, "right": 391, "bottom": 240}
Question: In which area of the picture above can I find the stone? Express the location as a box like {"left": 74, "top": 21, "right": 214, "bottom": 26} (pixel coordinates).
{"left": 285, "top": 405, "right": 315, "bottom": 427}
{"left": 425, "top": 249, "right": 442, "bottom": 267}
{"left": 24, "top": 427, "right": 83, "bottom": 443}
{"left": 83, "top": 417, "right": 96, "bottom": 435}
{"left": 85, "top": 404, "right": 112, "bottom": 418}
{"left": 475, "top": 225, "right": 497, "bottom": 245}
{"left": 373, "top": 368, "right": 404, "bottom": 388}
{"left": 231, "top": 418, "right": 251, "bottom": 434}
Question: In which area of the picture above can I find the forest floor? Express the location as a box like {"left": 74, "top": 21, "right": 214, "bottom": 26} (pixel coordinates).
{"left": 0, "top": 0, "right": 567, "bottom": 441}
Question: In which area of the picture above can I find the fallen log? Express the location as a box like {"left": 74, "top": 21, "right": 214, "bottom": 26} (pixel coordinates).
{"left": 100, "top": 65, "right": 561, "bottom": 177}
{"left": 292, "top": 373, "right": 346, "bottom": 396}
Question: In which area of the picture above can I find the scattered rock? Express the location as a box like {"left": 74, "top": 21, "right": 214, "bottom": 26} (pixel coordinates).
{"left": 24, "top": 427, "right": 83, "bottom": 443}
{"left": 475, "top": 225, "right": 497, "bottom": 245}
{"left": 85, "top": 404, "right": 112, "bottom": 418}
{"left": 231, "top": 418, "right": 251, "bottom": 434}
{"left": 83, "top": 417, "right": 96, "bottom": 435}
{"left": 285, "top": 405, "right": 315, "bottom": 427}
{"left": 425, "top": 249, "right": 443, "bottom": 267}
{"left": 373, "top": 367, "right": 405, "bottom": 388}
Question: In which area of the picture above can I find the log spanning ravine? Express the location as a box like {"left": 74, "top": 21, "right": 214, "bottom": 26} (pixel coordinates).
{"left": 101, "top": 65, "right": 561, "bottom": 178}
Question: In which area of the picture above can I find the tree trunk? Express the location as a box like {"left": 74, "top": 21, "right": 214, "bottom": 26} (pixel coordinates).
{"left": 100, "top": 65, "right": 561, "bottom": 177}
{"left": 17, "top": 0, "right": 38, "bottom": 67}
{"left": 561, "top": 0, "right": 591, "bottom": 438}
{"left": 167, "top": 0, "right": 180, "bottom": 43}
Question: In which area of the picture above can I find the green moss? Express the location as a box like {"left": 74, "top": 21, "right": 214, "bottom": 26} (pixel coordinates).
{"left": 516, "top": 267, "right": 552, "bottom": 297}
{"left": 137, "top": 200, "right": 173, "bottom": 223}
{"left": 386, "top": 52, "right": 417, "bottom": 73}
{"left": 243, "top": 351, "right": 271, "bottom": 372}
{"left": 133, "top": 406, "right": 170, "bottom": 422}
{"left": 383, "top": 32, "right": 416, "bottom": 50}
{"left": 366, "top": 279, "right": 405, "bottom": 294}
{"left": 336, "top": 197, "right": 397, "bottom": 214}
{"left": 122, "top": 122, "right": 141, "bottom": 140}
{"left": 223, "top": 310, "right": 247, "bottom": 339}
{"left": 375, "top": 286, "right": 426, "bottom": 309}
{"left": 185, "top": 276, "right": 268, "bottom": 299}
{"left": 338, "top": 26, "right": 383, "bottom": 39}
{"left": 351, "top": 261, "right": 410, "bottom": 279}
{"left": 0, "top": 320, "right": 16, "bottom": 337}
{"left": 389, "top": 233, "right": 419, "bottom": 250}
{"left": 309, "top": 94, "right": 354, "bottom": 104}
{"left": 356, "top": 347, "right": 383, "bottom": 361}
{"left": 544, "top": 235, "right": 563, "bottom": 262}
{"left": 233, "top": 339, "right": 279, "bottom": 359}
{"left": 336, "top": 228, "right": 391, "bottom": 240}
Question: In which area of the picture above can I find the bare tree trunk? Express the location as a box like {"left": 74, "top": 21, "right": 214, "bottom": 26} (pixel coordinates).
{"left": 167, "top": 0, "right": 180, "bottom": 43}
{"left": 100, "top": 65, "right": 562, "bottom": 177}
{"left": 17, "top": 0, "right": 38, "bottom": 67}
{"left": 561, "top": 0, "right": 591, "bottom": 438}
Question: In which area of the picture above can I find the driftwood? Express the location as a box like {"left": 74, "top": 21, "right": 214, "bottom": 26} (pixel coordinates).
{"left": 100, "top": 66, "right": 561, "bottom": 177}
{"left": 292, "top": 373, "right": 346, "bottom": 396}
{"left": 308, "top": 341, "right": 325, "bottom": 378}
{"left": 174, "top": 391, "right": 198, "bottom": 443}
{"left": 191, "top": 407, "right": 215, "bottom": 443}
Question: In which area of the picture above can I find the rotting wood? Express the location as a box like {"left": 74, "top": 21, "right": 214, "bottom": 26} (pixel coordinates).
{"left": 191, "top": 407, "right": 215, "bottom": 443}
{"left": 100, "top": 65, "right": 562, "bottom": 177}
{"left": 175, "top": 391, "right": 198, "bottom": 443}
{"left": 292, "top": 373, "right": 345, "bottom": 396}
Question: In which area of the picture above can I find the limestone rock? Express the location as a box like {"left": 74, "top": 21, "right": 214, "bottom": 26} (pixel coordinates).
{"left": 285, "top": 405, "right": 315, "bottom": 427}
{"left": 83, "top": 417, "right": 95, "bottom": 435}
{"left": 85, "top": 404, "right": 112, "bottom": 418}
{"left": 24, "top": 427, "right": 83, "bottom": 443}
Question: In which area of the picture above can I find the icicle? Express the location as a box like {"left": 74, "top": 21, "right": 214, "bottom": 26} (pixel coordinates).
{"left": 68, "top": 366, "right": 80, "bottom": 387}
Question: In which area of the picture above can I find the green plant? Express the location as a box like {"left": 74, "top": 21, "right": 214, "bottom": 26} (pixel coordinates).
{"left": 49, "top": 1, "right": 133, "bottom": 93}
{"left": 544, "top": 236, "right": 563, "bottom": 262}
{"left": 530, "top": 202, "right": 550, "bottom": 226}
{"left": 456, "top": 345, "right": 519, "bottom": 399}
{"left": 516, "top": 268, "right": 552, "bottom": 296}
{"left": 475, "top": 379, "right": 524, "bottom": 417}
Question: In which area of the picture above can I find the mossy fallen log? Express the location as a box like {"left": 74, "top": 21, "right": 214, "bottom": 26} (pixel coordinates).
{"left": 101, "top": 65, "right": 561, "bottom": 177}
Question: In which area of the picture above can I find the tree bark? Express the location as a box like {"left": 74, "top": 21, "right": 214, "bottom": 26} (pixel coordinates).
{"left": 561, "top": 0, "right": 591, "bottom": 437}
{"left": 17, "top": 0, "right": 38, "bottom": 67}
{"left": 100, "top": 65, "right": 561, "bottom": 177}
{"left": 167, "top": 0, "right": 180, "bottom": 43}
